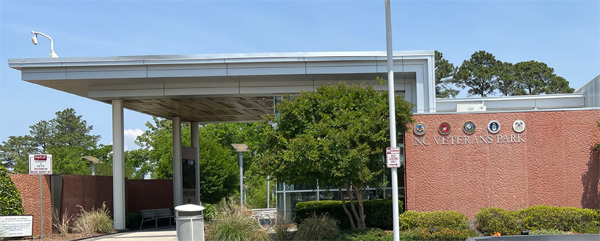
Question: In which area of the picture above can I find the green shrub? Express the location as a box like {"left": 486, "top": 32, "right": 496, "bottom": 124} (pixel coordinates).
{"left": 529, "top": 229, "right": 566, "bottom": 235}
{"left": 400, "top": 228, "right": 478, "bottom": 241}
{"left": 294, "top": 212, "right": 340, "bottom": 240}
{"left": 399, "top": 211, "right": 469, "bottom": 231}
{"left": 475, "top": 206, "right": 600, "bottom": 235}
{"left": 203, "top": 203, "right": 216, "bottom": 221}
{"left": 475, "top": 207, "right": 520, "bottom": 236}
{"left": 0, "top": 166, "right": 24, "bottom": 215}
{"left": 72, "top": 202, "right": 114, "bottom": 237}
{"left": 519, "top": 205, "right": 598, "bottom": 233}
{"left": 295, "top": 199, "right": 402, "bottom": 230}
{"left": 331, "top": 228, "right": 392, "bottom": 241}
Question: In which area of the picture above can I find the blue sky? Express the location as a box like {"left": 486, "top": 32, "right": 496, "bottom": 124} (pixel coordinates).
{"left": 1, "top": 0, "right": 599, "bottom": 149}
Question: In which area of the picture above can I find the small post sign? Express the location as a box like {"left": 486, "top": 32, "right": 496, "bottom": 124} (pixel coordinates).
{"left": 29, "top": 154, "right": 52, "bottom": 175}
{"left": 386, "top": 147, "right": 401, "bottom": 168}
{"left": 28, "top": 154, "right": 52, "bottom": 239}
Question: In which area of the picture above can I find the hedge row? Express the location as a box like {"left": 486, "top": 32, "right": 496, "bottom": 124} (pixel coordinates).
{"left": 399, "top": 211, "right": 470, "bottom": 231}
{"left": 475, "top": 206, "right": 600, "bottom": 235}
{"left": 295, "top": 199, "right": 402, "bottom": 230}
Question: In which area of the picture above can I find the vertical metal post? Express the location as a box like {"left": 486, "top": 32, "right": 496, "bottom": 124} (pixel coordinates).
{"left": 191, "top": 122, "right": 201, "bottom": 205}
{"left": 385, "top": 1, "right": 400, "bottom": 241}
{"left": 39, "top": 175, "right": 43, "bottom": 239}
{"left": 238, "top": 152, "right": 244, "bottom": 209}
{"left": 91, "top": 164, "right": 95, "bottom": 176}
{"left": 173, "top": 117, "right": 182, "bottom": 207}
{"left": 267, "top": 175, "right": 270, "bottom": 208}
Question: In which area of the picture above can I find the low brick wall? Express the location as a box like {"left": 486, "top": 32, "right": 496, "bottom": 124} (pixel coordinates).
{"left": 10, "top": 174, "right": 173, "bottom": 235}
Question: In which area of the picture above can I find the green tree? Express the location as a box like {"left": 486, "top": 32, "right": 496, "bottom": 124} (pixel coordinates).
{"left": 510, "top": 60, "right": 574, "bottom": 95}
{"left": 0, "top": 135, "right": 35, "bottom": 172}
{"left": 0, "top": 165, "right": 25, "bottom": 215}
{"left": 258, "top": 83, "right": 413, "bottom": 230}
{"left": 435, "top": 51, "right": 459, "bottom": 98}
{"left": 497, "top": 62, "right": 517, "bottom": 96}
{"left": 135, "top": 118, "right": 239, "bottom": 203}
{"left": 45, "top": 108, "right": 100, "bottom": 175}
{"left": 454, "top": 50, "right": 502, "bottom": 97}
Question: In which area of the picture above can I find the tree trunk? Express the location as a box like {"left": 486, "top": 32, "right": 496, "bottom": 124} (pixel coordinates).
{"left": 338, "top": 187, "right": 357, "bottom": 230}
{"left": 345, "top": 183, "right": 365, "bottom": 230}
{"left": 353, "top": 185, "right": 367, "bottom": 230}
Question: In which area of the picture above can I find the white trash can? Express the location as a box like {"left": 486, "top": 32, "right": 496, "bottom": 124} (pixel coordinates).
{"left": 175, "top": 204, "right": 205, "bottom": 241}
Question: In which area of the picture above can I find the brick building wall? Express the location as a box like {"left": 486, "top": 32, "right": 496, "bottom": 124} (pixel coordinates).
{"left": 405, "top": 109, "right": 600, "bottom": 218}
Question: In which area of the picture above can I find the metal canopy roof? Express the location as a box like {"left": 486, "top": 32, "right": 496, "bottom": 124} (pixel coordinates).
{"left": 9, "top": 51, "right": 435, "bottom": 122}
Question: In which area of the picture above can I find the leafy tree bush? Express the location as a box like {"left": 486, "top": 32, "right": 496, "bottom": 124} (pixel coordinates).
{"left": 0, "top": 165, "right": 24, "bottom": 215}
{"left": 399, "top": 211, "right": 469, "bottom": 231}
{"left": 294, "top": 212, "right": 340, "bottom": 240}
{"left": 295, "top": 199, "right": 402, "bottom": 230}
{"left": 475, "top": 207, "right": 520, "bottom": 235}
{"left": 260, "top": 83, "right": 413, "bottom": 230}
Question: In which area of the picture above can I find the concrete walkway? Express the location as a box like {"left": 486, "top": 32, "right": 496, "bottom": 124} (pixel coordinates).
{"left": 82, "top": 227, "right": 177, "bottom": 241}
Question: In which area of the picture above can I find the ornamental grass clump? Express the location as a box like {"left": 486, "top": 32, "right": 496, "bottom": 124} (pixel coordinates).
{"left": 275, "top": 214, "right": 295, "bottom": 241}
{"left": 206, "top": 198, "right": 269, "bottom": 241}
{"left": 293, "top": 212, "right": 340, "bottom": 241}
{"left": 72, "top": 202, "right": 114, "bottom": 237}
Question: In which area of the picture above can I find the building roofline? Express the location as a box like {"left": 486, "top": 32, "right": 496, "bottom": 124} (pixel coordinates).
{"left": 9, "top": 50, "right": 434, "bottom": 69}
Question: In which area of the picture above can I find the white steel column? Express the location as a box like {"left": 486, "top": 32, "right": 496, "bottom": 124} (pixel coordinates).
{"left": 172, "top": 117, "right": 183, "bottom": 207}
{"left": 111, "top": 100, "right": 125, "bottom": 230}
{"left": 191, "top": 122, "right": 201, "bottom": 205}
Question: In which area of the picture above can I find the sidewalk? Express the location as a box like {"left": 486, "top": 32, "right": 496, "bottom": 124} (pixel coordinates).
{"left": 81, "top": 227, "right": 177, "bottom": 241}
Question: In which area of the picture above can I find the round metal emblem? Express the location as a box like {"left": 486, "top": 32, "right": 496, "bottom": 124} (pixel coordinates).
{"left": 463, "top": 121, "right": 476, "bottom": 135}
{"left": 513, "top": 120, "right": 525, "bottom": 133}
{"left": 488, "top": 120, "right": 501, "bottom": 134}
{"left": 438, "top": 122, "right": 451, "bottom": 135}
{"left": 414, "top": 123, "right": 426, "bottom": 136}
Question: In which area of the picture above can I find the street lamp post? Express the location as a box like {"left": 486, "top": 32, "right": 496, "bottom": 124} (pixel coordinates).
{"left": 385, "top": 1, "right": 401, "bottom": 241}
{"left": 82, "top": 156, "right": 101, "bottom": 176}
{"left": 231, "top": 144, "right": 249, "bottom": 209}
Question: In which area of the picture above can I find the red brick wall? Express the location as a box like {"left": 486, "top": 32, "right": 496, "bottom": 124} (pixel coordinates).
{"left": 11, "top": 174, "right": 173, "bottom": 234}
{"left": 9, "top": 174, "right": 52, "bottom": 237}
{"left": 126, "top": 179, "right": 173, "bottom": 213}
{"left": 60, "top": 175, "right": 114, "bottom": 220}
{"left": 405, "top": 109, "right": 600, "bottom": 218}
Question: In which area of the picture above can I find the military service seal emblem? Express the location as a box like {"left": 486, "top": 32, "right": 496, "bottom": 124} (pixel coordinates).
{"left": 414, "top": 123, "right": 426, "bottom": 136}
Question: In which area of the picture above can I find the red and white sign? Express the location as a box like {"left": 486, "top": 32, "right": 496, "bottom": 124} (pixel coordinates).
{"left": 386, "top": 147, "right": 402, "bottom": 168}
{"left": 28, "top": 154, "right": 52, "bottom": 175}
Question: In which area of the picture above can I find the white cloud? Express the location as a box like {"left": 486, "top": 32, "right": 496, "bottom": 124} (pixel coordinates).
{"left": 124, "top": 129, "right": 144, "bottom": 151}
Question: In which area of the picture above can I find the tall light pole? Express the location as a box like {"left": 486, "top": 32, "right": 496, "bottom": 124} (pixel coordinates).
{"left": 82, "top": 156, "right": 101, "bottom": 176}
{"left": 385, "top": 1, "right": 401, "bottom": 241}
{"left": 232, "top": 144, "right": 249, "bottom": 209}
{"left": 31, "top": 31, "right": 58, "bottom": 58}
